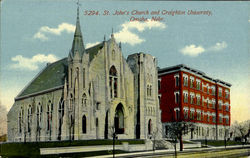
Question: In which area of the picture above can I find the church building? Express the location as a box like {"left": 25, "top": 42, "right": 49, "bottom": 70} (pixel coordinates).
{"left": 7, "top": 7, "right": 162, "bottom": 142}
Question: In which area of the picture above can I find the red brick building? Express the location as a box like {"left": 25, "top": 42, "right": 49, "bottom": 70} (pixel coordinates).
{"left": 158, "top": 64, "right": 231, "bottom": 140}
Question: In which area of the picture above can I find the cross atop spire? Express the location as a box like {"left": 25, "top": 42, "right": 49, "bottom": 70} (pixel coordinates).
{"left": 76, "top": 0, "right": 81, "bottom": 20}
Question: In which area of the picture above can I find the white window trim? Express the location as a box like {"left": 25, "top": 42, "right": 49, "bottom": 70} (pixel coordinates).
{"left": 174, "top": 73, "right": 179, "bottom": 78}
{"left": 174, "top": 107, "right": 180, "bottom": 111}
{"left": 183, "top": 73, "right": 188, "bottom": 78}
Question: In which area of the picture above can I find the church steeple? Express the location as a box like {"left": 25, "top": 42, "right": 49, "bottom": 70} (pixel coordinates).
{"left": 70, "top": 2, "right": 85, "bottom": 59}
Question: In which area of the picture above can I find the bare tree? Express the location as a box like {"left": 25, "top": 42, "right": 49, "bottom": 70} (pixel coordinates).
{"left": 166, "top": 121, "right": 196, "bottom": 156}
{"left": 0, "top": 103, "right": 7, "bottom": 136}
{"left": 231, "top": 120, "right": 250, "bottom": 146}
{"left": 223, "top": 125, "right": 230, "bottom": 148}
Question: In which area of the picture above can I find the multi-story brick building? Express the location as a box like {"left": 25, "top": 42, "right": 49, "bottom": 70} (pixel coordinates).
{"left": 158, "top": 64, "right": 231, "bottom": 140}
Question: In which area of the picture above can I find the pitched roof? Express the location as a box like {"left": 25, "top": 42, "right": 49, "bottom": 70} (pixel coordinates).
{"left": 16, "top": 58, "right": 68, "bottom": 99}
{"left": 16, "top": 43, "right": 104, "bottom": 100}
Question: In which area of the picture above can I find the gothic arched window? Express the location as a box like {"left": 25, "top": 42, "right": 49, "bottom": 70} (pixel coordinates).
{"left": 82, "top": 115, "right": 87, "bottom": 134}
{"left": 109, "top": 66, "right": 118, "bottom": 98}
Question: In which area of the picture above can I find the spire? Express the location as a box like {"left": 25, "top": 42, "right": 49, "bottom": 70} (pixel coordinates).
{"left": 111, "top": 27, "right": 114, "bottom": 39}
{"left": 70, "top": 0, "right": 85, "bottom": 59}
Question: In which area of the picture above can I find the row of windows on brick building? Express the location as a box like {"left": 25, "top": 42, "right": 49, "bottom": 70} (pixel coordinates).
{"left": 174, "top": 108, "right": 229, "bottom": 124}
{"left": 174, "top": 75, "right": 229, "bottom": 99}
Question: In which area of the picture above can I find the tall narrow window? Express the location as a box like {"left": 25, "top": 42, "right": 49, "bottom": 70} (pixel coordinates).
{"left": 150, "top": 85, "right": 152, "bottom": 97}
{"left": 219, "top": 88, "right": 222, "bottom": 97}
{"left": 147, "top": 85, "right": 149, "bottom": 97}
{"left": 184, "top": 110, "right": 188, "bottom": 119}
{"left": 190, "top": 94, "right": 194, "bottom": 104}
{"left": 158, "top": 79, "right": 161, "bottom": 90}
{"left": 175, "top": 110, "right": 180, "bottom": 120}
{"left": 183, "top": 92, "right": 188, "bottom": 103}
{"left": 47, "top": 101, "right": 53, "bottom": 132}
{"left": 148, "top": 119, "right": 152, "bottom": 135}
{"left": 58, "top": 99, "right": 64, "bottom": 140}
{"left": 190, "top": 78, "right": 194, "bottom": 88}
{"left": 96, "top": 118, "right": 99, "bottom": 127}
{"left": 83, "top": 68, "right": 85, "bottom": 89}
{"left": 109, "top": 66, "right": 118, "bottom": 98}
{"left": 70, "top": 94, "right": 73, "bottom": 111}
{"left": 27, "top": 105, "right": 32, "bottom": 133}
{"left": 197, "top": 96, "right": 200, "bottom": 105}
{"left": 175, "top": 76, "right": 179, "bottom": 87}
{"left": 82, "top": 115, "right": 87, "bottom": 133}
{"left": 70, "top": 68, "right": 73, "bottom": 87}
{"left": 82, "top": 93, "right": 87, "bottom": 107}
{"left": 183, "top": 75, "right": 188, "bottom": 86}
{"left": 175, "top": 92, "right": 179, "bottom": 104}
{"left": 18, "top": 111, "right": 22, "bottom": 133}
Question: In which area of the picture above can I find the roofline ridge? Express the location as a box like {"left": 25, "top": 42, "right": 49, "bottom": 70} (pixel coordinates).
{"left": 159, "top": 64, "right": 231, "bottom": 87}
{"left": 85, "top": 42, "right": 103, "bottom": 51}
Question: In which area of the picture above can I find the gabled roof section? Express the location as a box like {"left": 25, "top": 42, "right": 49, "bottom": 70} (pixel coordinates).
{"left": 86, "top": 42, "right": 104, "bottom": 62}
{"left": 16, "top": 58, "right": 68, "bottom": 99}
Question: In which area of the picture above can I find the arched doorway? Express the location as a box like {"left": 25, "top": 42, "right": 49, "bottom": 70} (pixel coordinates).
{"left": 114, "top": 103, "right": 124, "bottom": 134}
{"left": 82, "top": 115, "right": 86, "bottom": 134}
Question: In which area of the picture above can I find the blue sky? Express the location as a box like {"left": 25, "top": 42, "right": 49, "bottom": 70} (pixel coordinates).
{"left": 1, "top": 0, "right": 249, "bottom": 123}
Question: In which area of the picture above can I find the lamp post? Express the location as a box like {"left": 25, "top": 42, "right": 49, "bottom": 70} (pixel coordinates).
{"left": 112, "top": 126, "right": 117, "bottom": 158}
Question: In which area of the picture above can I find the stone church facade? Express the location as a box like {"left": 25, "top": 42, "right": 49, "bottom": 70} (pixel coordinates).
{"left": 7, "top": 8, "right": 162, "bottom": 142}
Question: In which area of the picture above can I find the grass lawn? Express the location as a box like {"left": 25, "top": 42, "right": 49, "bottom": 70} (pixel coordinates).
{"left": 197, "top": 140, "right": 249, "bottom": 146}
{"left": 0, "top": 139, "right": 144, "bottom": 158}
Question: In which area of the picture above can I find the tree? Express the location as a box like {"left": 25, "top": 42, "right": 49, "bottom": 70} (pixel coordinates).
{"left": 223, "top": 125, "right": 230, "bottom": 148}
{"left": 166, "top": 121, "right": 196, "bottom": 156}
{"left": 0, "top": 103, "right": 7, "bottom": 136}
{"left": 231, "top": 120, "right": 250, "bottom": 145}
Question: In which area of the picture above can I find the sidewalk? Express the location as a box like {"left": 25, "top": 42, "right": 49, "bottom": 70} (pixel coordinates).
{"left": 89, "top": 144, "right": 250, "bottom": 158}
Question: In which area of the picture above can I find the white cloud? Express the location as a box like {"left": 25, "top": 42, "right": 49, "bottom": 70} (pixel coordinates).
{"left": 180, "top": 41, "right": 227, "bottom": 57}
{"left": 10, "top": 54, "right": 58, "bottom": 71}
{"left": 86, "top": 42, "right": 101, "bottom": 49}
{"left": 33, "top": 32, "right": 48, "bottom": 41}
{"left": 33, "top": 23, "right": 75, "bottom": 41}
{"left": 208, "top": 41, "right": 227, "bottom": 51}
{"left": 180, "top": 45, "right": 205, "bottom": 57}
{"left": 114, "top": 21, "right": 166, "bottom": 46}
